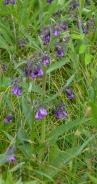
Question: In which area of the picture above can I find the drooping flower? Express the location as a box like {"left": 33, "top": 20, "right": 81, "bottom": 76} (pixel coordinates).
{"left": 30, "top": 66, "right": 43, "bottom": 78}
{"left": 70, "top": 1, "right": 80, "bottom": 9}
{"left": 12, "top": 85, "right": 22, "bottom": 96}
{"left": 40, "top": 53, "right": 50, "bottom": 66}
{"left": 62, "top": 24, "right": 68, "bottom": 31}
{"left": 35, "top": 108, "right": 47, "bottom": 120}
{"left": 7, "top": 156, "right": 15, "bottom": 162}
{"left": 52, "top": 102, "right": 68, "bottom": 119}
{"left": 5, "top": 114, "right": 13, "bottom": 124}
{"left": 4, "top": 0, "right": 9, "bottom": 4}
{"left": 9, "top": 0, "right": 16, "bottom": 4}
{"left": 55, "top": 46, "right": 64, "bottom": 57}
{"left": 46, "top": 0, "right": 53, "bottom": 3}
{"left": 65, "top": 89, "right": 74, "bottom": 99}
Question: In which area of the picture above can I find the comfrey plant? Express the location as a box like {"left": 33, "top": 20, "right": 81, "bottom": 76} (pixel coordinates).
{"left": 4, "top": 0, "right": 16, "bottom": 5}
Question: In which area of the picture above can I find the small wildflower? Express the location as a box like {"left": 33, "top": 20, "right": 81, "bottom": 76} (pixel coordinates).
{"left": 30, "top": 66, "right": 43, "bottom": 78}
{"left": 4, "top": 0, "right": 9, "bottom": 4}
{"left": 55, "top": 46, "right": 64, "bottom": 57}
{"left": 65, "top": 89, "right": 74, "bottom": 99}
{"left": 7, "top": 156, "right": 15, "bottom": 162}
{"left": 52, "top": 102, "right": 67, "bottom": 119}
{"left": 35, "top": 108, "right": 47, "bottom": 120}
{"left": 12, "top": 85, "right": 22, "bottom": 96}
{"left": 41, "top": 53, "right": 50, "bottom": 66}
{"left": 5, "top": 114, "right": 13, "bottom": 124}
{"left": 46, "top": 0, "right": 53, "bottom": 3}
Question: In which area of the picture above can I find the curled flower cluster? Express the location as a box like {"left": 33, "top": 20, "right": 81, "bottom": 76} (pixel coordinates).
{"left": 46, "top": 0, "right": 53, "bottom": 3}
{"left": 52, "top": 102, "right": 68, "bottom": 119}
{"left": 11, "top": 78, "right": 22, "bottom": 96}
{"left": 35, "top": 108, "right": 47, "bottom": 120}
{"left": 12, "top": 85, "right": 22, "bottom": 96}
{"left": 7, "top": 156, "right": 15, "bottom": 162}
{"left": 4, "top": 0, "right": 16, "bottom": 5}
{"left": 5, "top": 114, "right": 13, "bottom": 124}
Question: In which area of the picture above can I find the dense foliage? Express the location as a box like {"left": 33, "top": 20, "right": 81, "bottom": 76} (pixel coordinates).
{"left": 0, "top": 0, "right": 97, "bottom": 183}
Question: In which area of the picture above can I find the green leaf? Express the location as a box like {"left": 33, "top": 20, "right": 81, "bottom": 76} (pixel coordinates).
{"left": 46, "top": 58, "right": 69, "bottom": 74}
{"left": 79, "top": 44, "right": 87, "bottom": 54}
{"left": 9, "top": 162, "right": 25, "bottom": 172}
{"left": 85, "top": 54, "right": 92, "bottom": 65}
{"left": 45, "top": 134, "right": 97, "bottom": 177}
{"left": 0, "top": 154, "right": 10, "bottom": 166}
{"left": 28, "top": 82, "right": 42, "bottom": 95}
{"left": 2, "top": 131, "right": 15, "bottom": 143}
{"left": 48, "top": 118, "right": 89, "bottom": 140}
{"left": 34, "top": 170, "right": 54, "bottom": 182}
{"left": 21, "top": 30, "right": 42, "bottom": 52}
{"left": 22, "top": 96, "right": 32, "bottom": 129}
{"left": 25, "top": 181, "right": 38, "bottom": 184}
{"left": 4, "top": 95, "right": 15, "bottom": 112}
{"left": 71, "top": 34, "right": 84, "bottom": 40}
{"left": 87, "top": 173, "right": 97, "bottom": 184}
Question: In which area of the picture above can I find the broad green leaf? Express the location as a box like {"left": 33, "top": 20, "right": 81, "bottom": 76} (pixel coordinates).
{"left": 28, "top": 82, "right": 43, "bottom": 95}
{"left": 9, "top": 162, "right": 25, "bottom": 172}
{"left": 22, "top": 96, "right": 32, "bottom": 129}
{"left": 46, "top": 58, "right": 69, "bottom": 74}
{"left": 4, "top": 95, "right": 15, "bottom": 112}
{"left": 2, "top": 131, "right": 15, "bottom": 143}
{"left": 21, "top": 30, "right": 42, "bottom": 52}
{"left": 71, "top": 34, "right": 84, "bottom": 40}
{"left": 88, "top": 173, "right": 97, "bottom": 184}
{"left": 34, "top": 170, "right": 54, "bottom": 182}
{"left": 25, "top": 181, "right": 38, "bottom": 184}
{"left": 45, "top": 134, "right": 97, "bottom": 177}
{"left": 0, "top": 154, "right": 10, "bottom": 166}
{"left": 79, "top": 44, "right": 87, "bottom": 54}
{"left": 48, "top": 118, "right": 89, "bottom": 140}
{"left": 85, "top": 54, "right": 92, "bottom": 65}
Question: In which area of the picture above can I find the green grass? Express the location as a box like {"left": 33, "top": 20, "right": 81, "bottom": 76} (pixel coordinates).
{"left": 0, "top": 0, "right": 97, "bottom": 183}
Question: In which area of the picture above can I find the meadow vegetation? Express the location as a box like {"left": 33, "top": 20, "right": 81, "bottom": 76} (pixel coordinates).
{"left": 0, "top": 0, "right": 97, "bottom": 183}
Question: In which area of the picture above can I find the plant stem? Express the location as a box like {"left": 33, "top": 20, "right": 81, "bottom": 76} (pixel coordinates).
{"left": 30, "top": 93, "right": 35, "bottom": 150}
{"left": 39, "top": 69, "right": 47, "bottom": 161}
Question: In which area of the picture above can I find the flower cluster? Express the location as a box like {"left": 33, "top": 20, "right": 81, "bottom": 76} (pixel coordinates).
{"left": 30, "top": 66, "right": 43, "bottom": 78}
{"left": 35, "top": 108, "right": 47, "bottom": 120}
{"left": 46, "top": 0, "right": 53, "bottom": 3}
{"left": 5, "top": 114, "right": 13, "bottom": 124}
{"left": 7, "top": 156, "right": 15, "bottom": 162}
{"left": 12, "top": 85, "right": 22, "bottom": 96}
{"left": 69, "top": 1, "right": 80, "bottom": 9}
{"left": 55, "top": 45, "right": 64, "bottom": 57}
{"left": 11, "top": 78, "right": 22, "bottom": 96}
{"left": 52, "top": 102, "right": 68, "bottom": 119}
{"left": 4, "top": 0, "right": 16, "bottom": 5}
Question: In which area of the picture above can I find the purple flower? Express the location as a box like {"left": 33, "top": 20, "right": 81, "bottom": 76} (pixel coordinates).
{"left": 62, "top": 24, "right": 68, "bottom": 31}
{"left": 12, "top": 85, "right": 22, "bottom": 96}
{"left": 41, "top": 53, "right": 50, "bottom": 66}
{"left": 46, "top": 0, "right": 53, "bottom": 3}
{"left": 54, "top": 28, "right": 60, "bottom": 36}
{"left": 5, "top": 114, "right": 13, "bottom": 124}
{"left": 52, "top": 102, "right": 68, "bottom": 119}
{"left": 10, "top": 0, "right": 16, "bottom": 4}
{"left": 55, "top": 46, "right": 64, "bottom": 57}
{"left": 83, "top": 27, "right": 88, "bottom": 34}
{"left": 39, "top": 28, "right": 51, "bottom": 45}
{"left": 35, "top": 108, "right": 47, "bottom": 120}
{"left": 7, "top": 156, "right": 15, "bottom": 162}
{"left": 54, "top": 10, "right": 62, "bottom": 18}
{"left": 30, "top": 66, "right": 43, "bottom": 78}
{"left": 65, "top": 89, "right": 74, "bottom": 99}
{"left": 4, "top": 0, "right": 9, "bottom": 4}
{"left": 70, "top": 1, "right": 79, "bottom": 9}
